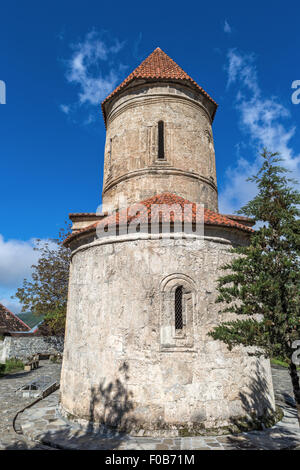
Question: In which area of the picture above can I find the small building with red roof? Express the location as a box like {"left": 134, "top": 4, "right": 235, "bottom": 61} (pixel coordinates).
{"left": 0, "top": 303, "right": 30, "bottom": 335}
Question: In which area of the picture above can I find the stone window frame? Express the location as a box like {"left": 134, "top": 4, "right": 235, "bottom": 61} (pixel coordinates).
{"left": 204, "top": 128, "right": 213, "bottom": 145}
{"left": 159, "top": 273, "right": 197, "bottom": 352}
{"left": 106, "top": 137, "right": 113, "bottom": 181}
{"left": 149, "top": 122, "right": 171, "bottom": 166}
{"left": 174, "top": 285, "right": 183, "bottom": 330}
{"left": 157, "top": 120, "right": 165, "bottom": 160}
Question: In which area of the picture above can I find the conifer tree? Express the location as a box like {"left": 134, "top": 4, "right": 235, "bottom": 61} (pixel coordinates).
{"left": 209, "top": 149, "right": 300, "bottom": 424}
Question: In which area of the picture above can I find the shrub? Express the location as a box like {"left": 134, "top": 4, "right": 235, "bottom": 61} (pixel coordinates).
{"left": 4, "top": 358, "right": 24, "bottom": 373}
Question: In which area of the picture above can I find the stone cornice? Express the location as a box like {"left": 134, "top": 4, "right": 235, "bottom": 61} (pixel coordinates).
{"left": 70, "top": 232, "right": 233, "bottom": 260}
{"left": 103, "top": 167, "right": 218, "bottom": 196}
{"left": 107, "top": 91, "right": 212, "bottom": 128}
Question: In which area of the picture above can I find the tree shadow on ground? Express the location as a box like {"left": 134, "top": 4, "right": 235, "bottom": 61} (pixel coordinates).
{"left": 281, "top": 392, "right": 297, "bottom": 408}
{"left": 225, "top": 361, "right": 300, "bottom": 449}
{"left": 3, "top": 361, "right": 136, "bottom": 450}
{"left": 1, "top": 359, "right": 58, "bottom": 380}
{"left": 0, "top": 370, "right": 31, "bottom": 380}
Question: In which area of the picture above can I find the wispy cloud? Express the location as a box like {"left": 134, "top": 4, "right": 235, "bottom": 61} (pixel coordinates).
{"left": 61, "top": 31, "right": 126, "bottom": 118}
{"left": 0, "top": 297, "right": 22, "bottom": 314}
{"left": 219, "top": 49, "right": 300, "bottom": 214}
{"left": 0, "top": 235, "right": 40, "bottom": 289}
{"left": 60, "top": 104, "right": 70, "bottom": 115}
{"left": 133, "top": 32, "right": 143, "bottom": 59}
{"left": 223, "top": 20, "right": 232, "bottom": 34}
{"left": 0, "top": 235, "right": 56, "bottom": 313}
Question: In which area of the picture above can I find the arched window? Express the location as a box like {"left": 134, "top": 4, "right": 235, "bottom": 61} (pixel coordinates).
{"left": 158, "top": 120, "right": 165, "bottom": 159}
{"left": 175, "top": 286, "right": 183, "bottom": 330}
{"left": 160, "top": 274, "right": 196, "bottom": 350}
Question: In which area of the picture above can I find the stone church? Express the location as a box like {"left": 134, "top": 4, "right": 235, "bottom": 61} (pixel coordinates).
{"left": 61, "top": 48, "right": 275, "bottom": 435}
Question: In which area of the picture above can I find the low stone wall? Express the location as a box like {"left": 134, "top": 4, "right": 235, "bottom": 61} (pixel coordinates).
{"left": 0, "top": 340, "right": 4, "bottom": 362}
{"left": 0, "top": 336, "right": 64, "bottom": 362}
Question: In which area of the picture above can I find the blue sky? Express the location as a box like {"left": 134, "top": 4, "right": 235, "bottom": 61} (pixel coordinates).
{"left": 1, "top": 0, "right": 300, "bottom": 312}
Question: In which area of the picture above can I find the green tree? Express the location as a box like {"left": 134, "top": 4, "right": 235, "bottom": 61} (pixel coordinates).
{"left": 14, "top": 224, "right": 71, "bottom": 336}
{"left": 209, "top": 149, "right": 300, "bottom": 424}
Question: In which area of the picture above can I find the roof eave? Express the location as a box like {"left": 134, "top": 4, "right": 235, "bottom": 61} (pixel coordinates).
{"left": 101, "top": 77, "right": 218, "bottom": 128}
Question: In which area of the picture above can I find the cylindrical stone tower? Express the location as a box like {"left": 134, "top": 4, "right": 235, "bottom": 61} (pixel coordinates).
{"left": 60, "top": 48, "right": 276, "bottom": 436}
{"left": 101, "top": 48, "right": 218, "bottom": 212}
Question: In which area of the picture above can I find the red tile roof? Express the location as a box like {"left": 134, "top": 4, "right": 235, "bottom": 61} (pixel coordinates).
{"left": 69, "top": 213, "right": 100, "bottom": 216}
{"left": 101, "top": 47, "right": 218, "bottom": 124}
{"left": 0, "top": 303, "right": 30, "bottom": 333}
{"left": 64, "top": 193, "right": 253, "bottom": 246}
{"left": 69, "top": 213, "right": 106, "bottom": 220}
{"left": 223, "top": 214, "right": 255, "bottom": 227}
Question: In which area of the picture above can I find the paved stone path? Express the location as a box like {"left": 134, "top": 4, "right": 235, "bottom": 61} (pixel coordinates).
{"left": 17, "top": 389, "right": 300, "bottom": 450}
{"left": 0, "top": 362, "right": 299, "bottom": 450}
{"left": 0, "top": 360, "right": 61, "bottom": 450}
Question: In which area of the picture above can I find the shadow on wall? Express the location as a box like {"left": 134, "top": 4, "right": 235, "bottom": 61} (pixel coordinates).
{"left": 223, "top": 360, "right": 278, "bottom": 435}
{"left": 224, "top": 360, "right": 298, "bottom": 450}
{"left": 224, "top": 361, "right": 300, "bottom": 449}
{"left": 86, "top": 361, "right": 136, "bottom": 434}
{"left": 239, "top": 361, "right": 275, "bottom": 423}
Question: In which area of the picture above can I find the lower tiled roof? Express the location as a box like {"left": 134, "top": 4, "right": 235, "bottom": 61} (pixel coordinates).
{"left": 64, "top": 193, "right": 254, "bottom": 246}
{"left": 0, "top": 304, "right": 30, "bottom": 333}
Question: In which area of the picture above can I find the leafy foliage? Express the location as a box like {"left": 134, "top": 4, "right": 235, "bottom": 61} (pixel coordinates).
{"left": 14, "top": 224, "right": 71, "bottom": 336}
{"left": 0, "top": 358, "right": 24, "bottom": 376}
{"left": 209, "top": 149, "right": 300, "bottom": 421}
{"left": 38, "top": 308, "right": 66, "bottom": 337}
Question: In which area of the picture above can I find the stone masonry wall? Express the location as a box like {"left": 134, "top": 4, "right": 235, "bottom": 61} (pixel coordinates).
{"left": 1, "top": 336, "right": 64, "bottom": 362}
{"left": 60, "top": 229, "right": 275, "bottom": 435}
{"left": 0, "top": 340, "right": 3, "bottom": 362}
{"left": 102, "top": 83, "right": 218, "bottom": 212}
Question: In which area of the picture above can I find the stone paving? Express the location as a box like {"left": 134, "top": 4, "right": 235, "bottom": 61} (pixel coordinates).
{"left": 0, "top": 360, "right": 61, "bottom": 450}
{"left": 0, "top": 362, "right": 299, "bottom": 450}
{"left": 17, "top": 389, "right": 300, "bottom": 450}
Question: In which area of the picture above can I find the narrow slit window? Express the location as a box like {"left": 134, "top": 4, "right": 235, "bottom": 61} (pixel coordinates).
{"left": 158, "top": 120, "right": 165, "bottom": 159}
{"left": 175, "top": 286, "right": 183, "bottom": 329}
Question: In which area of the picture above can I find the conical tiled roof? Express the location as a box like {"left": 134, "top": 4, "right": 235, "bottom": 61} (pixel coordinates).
{"left": 101, "top": 47, "right": 217, "bottom": 123}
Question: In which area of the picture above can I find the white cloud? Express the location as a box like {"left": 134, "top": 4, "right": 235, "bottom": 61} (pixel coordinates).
{"left": 64, "top": 31, "right": 125, "bottom": 108}
{"left": 224, "top": 20, "right": 232, "bottom": 34}
{"left": 227, "top": 50, "right": 258, "bottom": 95}
{"left": 219, "top": 49, "right": 300, "bottom": 214}
{"left": 60, "top": 104, "right": 70, "bottom": 115}
{"left": 0, "top": 235, "right": 40, "bottom": 289}
{"left": 133, "top": 32, "right": 143, "bottom": 59}
{"left": 219, "top": 158, "right": 259, "bottom": 214}
{"left": 0, "top": 297, "right": 22, "bottom": 314}
{"left": 0, "top": 236, "right": 57, "bottom": 313}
